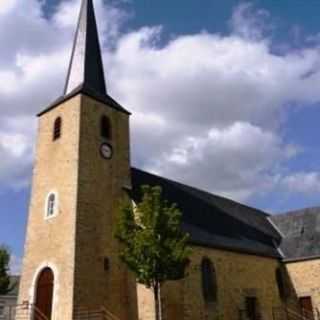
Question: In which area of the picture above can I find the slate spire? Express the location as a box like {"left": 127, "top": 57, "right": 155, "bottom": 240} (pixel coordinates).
{"left": 64, "top": 0, "right": 107, "bottom": 96}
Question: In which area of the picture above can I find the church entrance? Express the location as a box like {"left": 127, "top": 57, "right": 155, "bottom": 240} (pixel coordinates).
{"left": 299, "top": 297, "right": 315, "bottom": 320}
{"left": 34, "top": 267, "right": 54, "bottom": 320}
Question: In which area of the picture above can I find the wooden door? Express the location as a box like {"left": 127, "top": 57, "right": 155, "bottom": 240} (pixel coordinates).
{"left": 299, "top": 297, "right": 314, "bottom": 320}
{"left": 35, "top": 268, "right": 54, "bottom": 320}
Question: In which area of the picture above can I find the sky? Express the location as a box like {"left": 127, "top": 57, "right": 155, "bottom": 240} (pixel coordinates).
{"left": 2, "top": 0, "right": 320, "bottom": 273}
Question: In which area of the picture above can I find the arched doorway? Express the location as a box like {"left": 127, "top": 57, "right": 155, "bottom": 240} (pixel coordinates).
{"left": 34, "top": 267, "right": 54, "bottom": 320}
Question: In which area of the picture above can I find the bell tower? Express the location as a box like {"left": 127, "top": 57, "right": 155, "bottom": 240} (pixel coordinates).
{"left": 17, "top": 0, "right": 135, "bottom": 319}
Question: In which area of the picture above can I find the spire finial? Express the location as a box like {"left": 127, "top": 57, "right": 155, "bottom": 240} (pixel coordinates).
{"left": 64, "top": 0, "right": 107, "bottom": 96}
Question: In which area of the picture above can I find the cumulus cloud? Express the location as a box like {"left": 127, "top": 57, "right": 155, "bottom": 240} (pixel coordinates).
{"left": 150, "top": 122, "right": 298, "bottom": 200}
{"left": 0, "top": 116, "right": 35, "bottom": 189}
{"left": 280, "top": 172, "right": 320, "bottom": 194}
{"left": 1, "top": 0, "right": 320, "bottom": 203}
{"left": 106, "top": 16, "right": 320, "bottom": 201}
{"left": 229, "top": 2, "right": 272, "bottom": 41}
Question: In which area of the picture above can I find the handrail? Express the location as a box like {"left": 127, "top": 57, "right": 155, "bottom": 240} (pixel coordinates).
{"left": 32, "top": 304, "right": 49, "bottom": 320}
{"left": 8, "top": 302, "right": 48, "bottom": 320}
{"left": 288, "top": 306, "right": 315, "bottom": 320}
{"left": 238, "top": 308, "right": 262, "bottom": 320}
{"left": 101, "top": 307, "right": 120, "bottom": 320}
{"left": 301, "top": 308, "right": 316, "bottom": 320}
{"left": 74, "top": 306, "right": 120, "bottom": 320}
{"left": 273, "top": 305, "right": 316, "bottom": 320}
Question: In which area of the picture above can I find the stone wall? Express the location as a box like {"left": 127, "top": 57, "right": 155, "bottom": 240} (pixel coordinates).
{"left": 73, "top": 95, "right": 138, "bottom": 319}
{"left": 17, "top": 93, "right": 138, "bottom": 320}
{"left": 137, "top": 246, "right": 285, "bottom": 320}
{"left": 17, "top": 96, "right": 81, "bottom": 320}
{"left": 285, "top": 258, "right": 320, "bottom": 318}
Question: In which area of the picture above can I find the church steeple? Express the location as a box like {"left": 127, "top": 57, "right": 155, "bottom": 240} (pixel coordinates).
{"left": 64, "top": 0, "right": 107, "bottom": 96}
{"left": 37, "top": 0, "right": 130, "bottom": 117}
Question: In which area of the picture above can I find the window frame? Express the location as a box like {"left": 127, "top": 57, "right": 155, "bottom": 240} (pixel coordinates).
{"left": 201, "top": 257, "right": 218, "bottom": 304}
{"left": 100, "top": 115, "right": 112, "bottom": 140}
{"left": 44, "top": 191, "right": 59, "bottom": 220}
{"left": 53, "top": 117, "right": 62, "bottom": 141}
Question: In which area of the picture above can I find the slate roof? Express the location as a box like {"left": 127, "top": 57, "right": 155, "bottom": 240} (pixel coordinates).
{"left": 37, "top": 84, "right": 130, "bottom": 117}
{"left": 37, "top": 0, "right": 131, "bottom": 117}
{"left": 271, "top": 207, "right": 320, "bottom": 261}
{"left": 64, "top": 0, "right": 107, "bottom": 96}
{"left": 129, "top": 168, "right": 282, "bottom": 258}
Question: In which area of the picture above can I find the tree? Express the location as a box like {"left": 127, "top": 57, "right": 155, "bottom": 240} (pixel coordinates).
{"left": 0, "top": 246, "right": 11, "bottom": 295}
{"left": 115, "top": 185, "right": 191, "bottom": 320}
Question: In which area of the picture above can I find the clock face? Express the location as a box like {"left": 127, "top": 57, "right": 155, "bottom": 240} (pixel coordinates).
{"left": 100, "top": 143, "right": 113, "bottom": 159}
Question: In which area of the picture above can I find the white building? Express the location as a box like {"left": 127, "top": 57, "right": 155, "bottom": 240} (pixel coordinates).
{"left": 0, "top": 276, "right": 19, "bottom": 320}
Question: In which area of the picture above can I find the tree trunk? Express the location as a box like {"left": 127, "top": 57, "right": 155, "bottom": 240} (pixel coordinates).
{"left": 154, "top": 282, "right": 161, "bottom": 320}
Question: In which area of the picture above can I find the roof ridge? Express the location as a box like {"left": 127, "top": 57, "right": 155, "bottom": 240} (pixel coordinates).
{"left": 131, "top": 167, "right": 269, "bottom": 217}
{"left": 130, "top": 167, "right": 281, "bottom": 257}
{"left": 38, "top": 84, "right": 130, "bottom": 117}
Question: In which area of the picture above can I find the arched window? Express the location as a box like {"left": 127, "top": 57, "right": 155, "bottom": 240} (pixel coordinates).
{"left": 53, "top": 117, "right": 62, "bottom": 141}
{"left": 45, "top": 192, "right": 58, "bottom": 218}
{"left": 201, "top": 257, "right": 218, "bottom": 303}
{"left": 276, "top": 267, "right": 287, "bottom": 301}
{"left": 100, "top": 116, "right": 111, "bottom": 140}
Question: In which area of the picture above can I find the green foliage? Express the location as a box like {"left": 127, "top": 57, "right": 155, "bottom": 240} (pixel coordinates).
{"left": 115, "top": 185, "right": 191, "bottom": 288}
{"left": 0, "top": 245, "right": 11, "bottom": 295}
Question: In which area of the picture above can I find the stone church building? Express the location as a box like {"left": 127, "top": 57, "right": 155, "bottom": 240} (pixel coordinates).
{"left": 16, "top": 0, "right": 320, "bottom": 319}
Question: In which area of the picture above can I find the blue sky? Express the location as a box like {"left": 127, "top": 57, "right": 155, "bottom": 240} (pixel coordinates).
{"left": 2, "top": 0, "right": 320, "bottom": 272}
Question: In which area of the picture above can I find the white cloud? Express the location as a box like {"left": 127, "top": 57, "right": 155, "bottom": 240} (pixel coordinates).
{"left": 1, "top": 0, "right": 320, "bottom": 204}
{"left": 144, "top": 122, "right": 297, "bottom": 201}
{"left": 106, "top": 19, "right": 320, "bottom": 200}
{"left": 0, "top": 116, "right": 35, "bottom": 189}
{"left": 280, "top": 172, "right": 320, "bottom": 194}
{"left": 229, "top": 2, "right": 272, "bottom": 41}
{"left": 0, "top": 0, "right": 17, "bottom": 15}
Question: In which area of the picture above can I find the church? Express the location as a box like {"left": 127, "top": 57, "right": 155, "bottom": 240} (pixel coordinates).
{"left": 16, "top": 0, "right": 320, "bottom": 319}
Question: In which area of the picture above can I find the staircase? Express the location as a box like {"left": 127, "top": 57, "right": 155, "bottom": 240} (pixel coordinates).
{"left": 10, "top": 302, "right": 49, "bottom": 320}
{"left": 74, "top": 307, "right": 119, "bottom": 320}
{"left": 272, "top": 305, "right": 316, "bottom": 320}
{"left": 11, "top": 304, "right": 119, "bottom": 320}
{"left": 238, "top": 305, "right": 316, "bottom": 320}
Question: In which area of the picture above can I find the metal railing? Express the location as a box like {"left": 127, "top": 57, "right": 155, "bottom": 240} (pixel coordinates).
{"left": 74, "top": 309, "right": 106, "bottom": 320}
{"left": 272, "top": 306, "right": 317, "bottom": 320}
{"left": 239, "top": 306, "right": 317, "bottom": 320}
{"left": 5, "top": 302, "right": 48, "bottom": 320}
{"left": 74, "top": 307, "right": 119, "bottom": 320}
{"left": 238, "top": 309, "right": 262, "bottom": 320}
{"left": 10, "top": 303, "right": 317, "bottom": 320}
{"left": 101, "top": 307, "right": 119, "bottom": 320}
{"left": 2, "top": 303, "right": 118, "bottom": 320}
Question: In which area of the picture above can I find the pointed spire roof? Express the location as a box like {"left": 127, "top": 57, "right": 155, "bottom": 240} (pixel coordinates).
{"left": 64, "top": 0, "right": 107, "bottom": 96}
{"left": 37, "top": 0, "right": 130, "bottom": 117}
